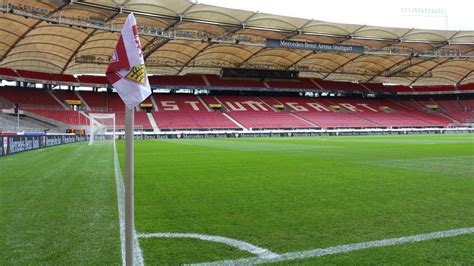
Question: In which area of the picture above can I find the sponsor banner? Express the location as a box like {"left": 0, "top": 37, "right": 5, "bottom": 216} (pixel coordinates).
{"left": 266, "top": 38, "right": 365, "bottom": 54}
{"left": 0, "top": 135, "right": 88, "bottom": 157}
{"left": 8, "top": 136, "right": 41, "bottom": 155}
{"left": 115, "top": 128, "right": 473, "bottom": 140}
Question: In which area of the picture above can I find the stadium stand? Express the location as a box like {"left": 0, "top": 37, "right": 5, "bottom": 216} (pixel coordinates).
{"left": 266, "top": 79, "right": 317, "bottom": 90}
{"left": 314, "top": 79, "right": 369, "bottom": 92}
{"left": 24, "top": 109, "right": 89, "bottom": 126}
{"left": 198, "top": 95, "right": 224, "bottom": 107}
{"left": 0, "top": 67, "right": 19, "bottom": 78}
{"left": 0, "top": 87, "right": 61, "bottom": 107}
{"left": 297, "top": 112, "right": 380, "bottom": 128}
{"left": 112, "top": 111, "right": 152, "bottom": 129}
{"left": 205, "top": 75, "right": 266, "bottom": 88}
{"left": 14, "top": 70, "right": 77, "bottom": 83}
{"left": 77, "top": 75, "right": 109, "bottom": 85}
{"left": 152, "top": 111, "right": 239, "bottom": 130}
{"left": 387, "top": 85, "right": 413, "bottom": 93}
{"left": 0, "top": 111, "right": 55, "bottom": 133}
{"left": 458, "top": 83, "right": 474, "bottom": 91}
{"left": 152, "top": 94, "right": 238, "bottom": 129}
{"left": 154, "top": 94, "right": 208, "bottom": 112}
{"left": 460, "top": 98, "right": 474, "bottom": 110}
{"left": 52, "top": 90, "right": 80, "bottom": 102}
{"left": 2, "top": 83, "right": 472, "bottom": 130}
{"left": 48, "top": 73, "right": 78, "bottom": 83}
{"left": 412, "top": 85, "right": 456, "bottom": 92}
{"left": 215, "top": 95, "right": 313, "bottom": 129}
{"left": 107, "top": 93, "right": 126, "bottom": 112}
{"left": 77, "top": 91, "right": 108, "bottom": 111}
{"left": 229, "top": 111, "right": 313, "bottom": 129}
{"left": 434, "top": 98, "right": 474, "bottom": 123}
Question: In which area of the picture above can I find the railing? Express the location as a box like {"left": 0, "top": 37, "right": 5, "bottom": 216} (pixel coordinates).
{"left": 0, "top": 124, "right": 66, "bottom": 134}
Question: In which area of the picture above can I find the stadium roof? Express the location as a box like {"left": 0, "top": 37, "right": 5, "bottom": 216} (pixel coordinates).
{"left": 0, "top": 0, "right": 474, "bottom": 86}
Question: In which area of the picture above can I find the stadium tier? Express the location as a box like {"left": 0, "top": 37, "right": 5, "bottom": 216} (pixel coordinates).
{"left": 77, "top": 91, "right": 108, "bottom": 111}
{"left": 0, "top": 87, "right": 62, "bottom": 107}
{"left": 113, "top": 111, "right": 152, "bottom": 129}
{"left": 205, "top": 75, "right": 266, "bottom": 88}
{"left": 152, "top": 111, "right": 239, "bottom": 130}
{"left": 24, "top": 109, "right": 90, "bottom": 126}
{"left": 1, "top": 67, "right": 474, "bottom": 94}
{"left": 314, "top": 79, "right": 369, "bottom": 92}
{"left": 149, "top": 75, "right": 207, "bottom": 87}
{"left": 2, "top": 87, "right": 471, "bottom": 130}
{"left": 77, "top": 75, "right": 109, "bottom": 85}
{"left": 52, "top": 90, "right": 80, "bottom": 102}
{"left": 16, "top": 70, "right": 78, "bottom": 83}
{"left": 458, "top": 83, "right": 474, "bottom": 91}
{"left": 0, "top": 67, "right": 19, "bottom": 78}
{"left": 266, "top": 79, "right": 318, "bottom": 90}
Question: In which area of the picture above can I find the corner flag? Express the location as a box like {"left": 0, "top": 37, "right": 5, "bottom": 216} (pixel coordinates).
{"left": 106, "top": 13, "right": 151, "bottom": 108}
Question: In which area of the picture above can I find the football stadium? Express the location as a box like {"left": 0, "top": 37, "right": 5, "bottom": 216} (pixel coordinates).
{"left": 0, "top": 0, "right": 473, "bottom": 265}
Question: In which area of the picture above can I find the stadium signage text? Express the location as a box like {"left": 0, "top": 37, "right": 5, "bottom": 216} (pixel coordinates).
{"left": 8, "top": 137, "right": 40, "bottom": 154}
{"left": 156, "top": 100, "right": 381, "bottom": 113}
{"left": 114, "top": 128, "right": 474, "bottom": 141}
{"left": 0, "top": 135, "right": 87, "bottom": 157}
{"left": 266, "top": 38, "right": 364, "bottom": 54}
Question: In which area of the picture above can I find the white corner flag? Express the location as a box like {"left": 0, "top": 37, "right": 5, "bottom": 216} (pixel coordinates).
{"left": 106, "top": 13, "right": 149, "bottom": 266}
{"left": 106, "top": 13, "right": 151, "bottom": 108}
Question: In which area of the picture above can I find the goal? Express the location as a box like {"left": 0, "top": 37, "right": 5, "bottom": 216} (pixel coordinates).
{"left": 88, "top": 113, "right": 116, "bottom": 145}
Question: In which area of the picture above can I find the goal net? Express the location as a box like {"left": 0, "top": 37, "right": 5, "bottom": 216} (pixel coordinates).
{"left": 88, "top": 113, "right": 116, "bottom": 145}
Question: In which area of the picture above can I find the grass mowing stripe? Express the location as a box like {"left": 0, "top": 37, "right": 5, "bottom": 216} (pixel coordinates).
{"left": 365, "top": 155, "right": 474, "bottom": 175}
{"left": 0, "top": 142, "right": 120, "bottom": 264}
{"left": 118, "top": 134, "right": 473, "bottom": 264}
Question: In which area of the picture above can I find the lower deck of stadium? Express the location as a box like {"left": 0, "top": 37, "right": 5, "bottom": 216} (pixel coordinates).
{"left": 0, "top": 86, "right": 473, "bottom": 133}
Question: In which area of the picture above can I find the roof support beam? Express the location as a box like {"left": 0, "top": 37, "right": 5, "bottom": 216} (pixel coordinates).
{"left": 176, "top": 43, "right": 210, "bottom": 75}
{"left": 142, "top": 18, "right": 183, "bottom": 60}
{"left": 2, "top": 1, "right": 70, "bottom": 61}
{"left": 235, "top": 47, "right": 267, "bottom": 67}
{"left": 409, "top": 58, "right": 451, "bottom": 86}
{"left": 366, "top": 57, "right": 432, "bottom": 82}
{"left": 322, "top": 54, "right": 363, "bottom": 79}
{"left": 285, "top": 50, "right": 313, "bottom": 70}
{"left": 456, "top": 70, "right": 474, "bottom": 86}
{"left": 61, "top": 11, "right": 120, "bottom": 73}
{"left": 143, "top": 39, "right": 170, "bottom": 60}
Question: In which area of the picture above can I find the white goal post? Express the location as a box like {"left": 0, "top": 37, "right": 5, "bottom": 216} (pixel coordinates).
{"left": 88, "top": 113, "right": 116, "bottom": 145}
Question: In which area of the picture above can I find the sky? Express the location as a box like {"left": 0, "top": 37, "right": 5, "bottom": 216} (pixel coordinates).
{"left": 198, "top": 0, "right": 474, "bottom": 31}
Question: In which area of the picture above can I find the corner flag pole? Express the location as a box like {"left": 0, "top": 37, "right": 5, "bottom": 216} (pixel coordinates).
{"left": 125, "top": 106, "right": 135, "bottom": 266}
{"left": 105, "top": 12, "right": 151, "bottom": 265}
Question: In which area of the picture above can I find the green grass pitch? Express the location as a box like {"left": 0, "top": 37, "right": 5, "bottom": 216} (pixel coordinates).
{"left": 1, "top": 134, "right": 473, "bottom": 264}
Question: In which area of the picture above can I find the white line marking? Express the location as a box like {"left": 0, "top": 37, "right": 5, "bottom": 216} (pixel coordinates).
{"left": 192, "top": 227, "right": 474, "bottom": 265}
{"left": 138, "top": 232, "right": 278, "bottom": 259}
{"left": 113, "top": 142, "right": 144, "bottom": 266}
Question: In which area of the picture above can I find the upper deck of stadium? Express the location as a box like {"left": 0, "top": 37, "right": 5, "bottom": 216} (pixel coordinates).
{"left": 0, "top": 0, "right": 473, "bottom": 86}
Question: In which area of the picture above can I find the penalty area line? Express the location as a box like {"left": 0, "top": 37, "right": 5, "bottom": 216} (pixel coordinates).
{"left": 193, "top": 227, "right": 474, "bottom": 265}
{"left": 138, "top": 232, "right": 278, "bottom": 259}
